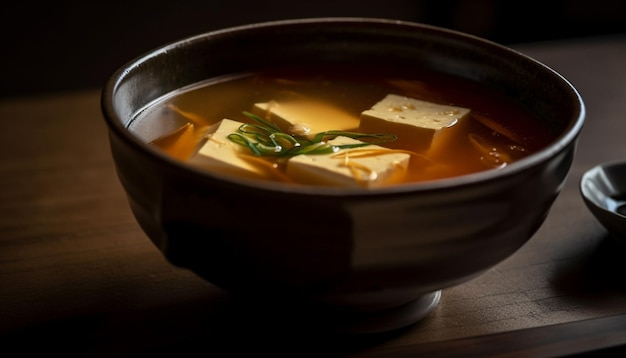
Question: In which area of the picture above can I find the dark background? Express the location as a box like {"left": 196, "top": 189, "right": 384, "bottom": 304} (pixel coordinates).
{"left": 2, "top": 0, "right": 625, "bottom": 98}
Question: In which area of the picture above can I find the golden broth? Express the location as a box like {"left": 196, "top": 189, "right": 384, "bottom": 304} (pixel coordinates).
{"left": 130, "top": 64, "right": 555, "bottom": 186}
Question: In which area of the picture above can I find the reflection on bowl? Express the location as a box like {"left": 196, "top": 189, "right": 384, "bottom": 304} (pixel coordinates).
{"left": 581, "top": 160, "right": 626, "bottom": 240}
{"left": 101, "top": 18, "right": 585, "bottom": 334}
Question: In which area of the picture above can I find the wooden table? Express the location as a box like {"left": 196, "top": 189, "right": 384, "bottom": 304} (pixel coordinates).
{"left": 2, "top": 34, "right": 626, "bottom": 357}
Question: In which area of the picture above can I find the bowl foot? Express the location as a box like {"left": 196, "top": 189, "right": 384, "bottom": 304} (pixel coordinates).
{"left": 226, "top": 289, "right": 441, "bottom": 336}
{"left": 330, "top": 290, "right": 441, "bottom": 334}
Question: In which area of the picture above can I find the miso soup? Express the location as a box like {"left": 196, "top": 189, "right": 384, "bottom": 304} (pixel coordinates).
{"left": 130, "top": 64, "right": 555, "bottom": 187}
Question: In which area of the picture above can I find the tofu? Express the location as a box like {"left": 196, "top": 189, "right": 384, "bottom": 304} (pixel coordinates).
{"left": 286, "top": 136, "right": 410, "bottom": 188}
{"left": 252, "top": 100, "right": 360, "bottom": 139}
{"left": 359, "top": 94, "right": 470, "bottom": 152}
{"left": 188, "top": 118, "right": 275, "bottom": 180}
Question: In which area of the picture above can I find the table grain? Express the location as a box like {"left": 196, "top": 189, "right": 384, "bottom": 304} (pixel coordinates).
{"left": 1, "top": 34, "right": 626, "bottom": 357}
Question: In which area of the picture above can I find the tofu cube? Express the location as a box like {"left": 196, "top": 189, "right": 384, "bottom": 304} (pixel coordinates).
{"left": 359, "top": 94, "right": 470, "bottom": 152}
{"left": 188, "top": 118, "right": 275, "bottom": 180}
{"left": 286, "top": 136, "right": 410, "bottom": 188}
{"left": 252, "top": 100, "right": 360, "bottom": 139}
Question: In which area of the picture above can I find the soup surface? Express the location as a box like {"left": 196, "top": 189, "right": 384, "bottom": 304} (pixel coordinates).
{"left": 130, "top": 64, "right": 555, "bottom": 187}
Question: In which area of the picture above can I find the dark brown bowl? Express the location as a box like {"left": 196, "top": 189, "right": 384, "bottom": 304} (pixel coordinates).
{"left": 101, "top": 18, "right": 585, "bottom": 334}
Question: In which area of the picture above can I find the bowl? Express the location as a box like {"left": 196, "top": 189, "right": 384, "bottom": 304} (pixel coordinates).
{"left": 580, "top": 160, "right": 626, "bottom": 240}
{"left": 101, "top": 18, "right": 585, "bottom": 334}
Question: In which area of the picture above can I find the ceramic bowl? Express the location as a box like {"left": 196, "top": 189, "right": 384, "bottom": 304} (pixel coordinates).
{"left": 580, "top": 160, "right": 626, "bottom": 239}
{"left": 101, "top": 18, "right": 585, "bottom": 334}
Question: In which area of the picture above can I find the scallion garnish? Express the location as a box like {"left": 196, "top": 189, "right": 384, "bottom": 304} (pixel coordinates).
{"left": 226, "top": 111, "right": 397, "bottom": 158}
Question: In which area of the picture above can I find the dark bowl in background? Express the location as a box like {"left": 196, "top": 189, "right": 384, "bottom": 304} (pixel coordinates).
{"left": 580, "top": 160, "right": 626, "bottom": 240}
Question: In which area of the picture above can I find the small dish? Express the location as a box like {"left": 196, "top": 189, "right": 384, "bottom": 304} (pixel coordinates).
{"left": 580, "top": 160, "right": 626, "bottom": 239}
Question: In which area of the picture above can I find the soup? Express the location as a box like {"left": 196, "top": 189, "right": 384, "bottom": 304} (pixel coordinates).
{"left": 130, "top": 64, "right": 555, "bottom": 187}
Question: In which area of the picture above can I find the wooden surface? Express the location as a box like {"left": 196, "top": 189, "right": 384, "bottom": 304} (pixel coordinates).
{"left": 2, "top": 34, "right": 626, "bottom": 357}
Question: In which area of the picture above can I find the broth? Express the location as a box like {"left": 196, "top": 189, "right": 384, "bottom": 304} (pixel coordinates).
{"left": 130, "top": 64, "right": 556, "bottom": 187}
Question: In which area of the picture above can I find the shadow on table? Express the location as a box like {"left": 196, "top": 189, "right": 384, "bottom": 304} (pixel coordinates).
{"left": 552, "top": 232, "right": 626, "bottom": 294}
{"left": 3, "top": 289, "right": 418, "bottom": 357}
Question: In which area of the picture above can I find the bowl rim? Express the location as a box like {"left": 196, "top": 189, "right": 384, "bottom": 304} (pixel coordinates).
{"left": 101, "top": 17, "right": 586, "bottom": 197}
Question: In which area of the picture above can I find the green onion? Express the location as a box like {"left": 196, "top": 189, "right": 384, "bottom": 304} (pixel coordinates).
{"left": 226, "top": 111, "right": 397, "bottom": 158}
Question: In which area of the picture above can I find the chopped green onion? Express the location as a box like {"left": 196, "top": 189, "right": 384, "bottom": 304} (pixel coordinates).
{"left": 227, "top": 111, "right": 397, "bottom": 158}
